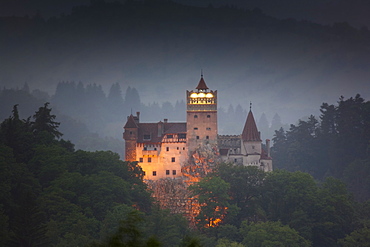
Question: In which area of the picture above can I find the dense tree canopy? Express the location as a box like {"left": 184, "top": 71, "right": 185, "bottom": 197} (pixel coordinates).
{"left": 0, "top": 104, "right": 191, "bottom": 246}
{"left": 271, "top": 94, "right": 370, "bottom": 201}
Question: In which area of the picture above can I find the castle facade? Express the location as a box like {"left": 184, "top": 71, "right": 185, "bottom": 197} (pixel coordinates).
{"left": 123, "top": 76, "right": 272, "bottom": 180}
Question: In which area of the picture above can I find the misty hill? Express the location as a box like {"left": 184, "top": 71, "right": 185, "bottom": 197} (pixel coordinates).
{"left": 1, "top": 0, "right": 369, "bottom": 126}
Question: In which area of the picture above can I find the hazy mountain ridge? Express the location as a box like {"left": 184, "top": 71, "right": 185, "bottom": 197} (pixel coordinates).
{"left": 1, "top": 0, "right": 369, "bottom": 124}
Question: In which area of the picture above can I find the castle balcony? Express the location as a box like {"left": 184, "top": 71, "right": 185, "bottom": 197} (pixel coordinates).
{"left": 142, "top": 150, "right": 159, "bottom": 156}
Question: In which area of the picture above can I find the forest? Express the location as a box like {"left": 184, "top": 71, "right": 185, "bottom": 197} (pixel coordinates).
{"left": 1, "top": 0, "right": 370, "bottom": 246}
{"left": 0, "top": 96, "right": 369, "bottom": 246}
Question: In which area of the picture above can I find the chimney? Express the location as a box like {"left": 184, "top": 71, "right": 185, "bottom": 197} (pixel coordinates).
{"left": 134, "top": 112, "right": 140, "bottom": 124}
{"left": 266, "top": 139, "right": 271, "bottom": 157}
{"left": 164, "top": 118, "right": 168, "bottom": 123}
{"left": 158, "top": 121, "right": 164, "bottom": 137}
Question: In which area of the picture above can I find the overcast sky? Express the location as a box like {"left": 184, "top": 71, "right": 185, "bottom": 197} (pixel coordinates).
{"left": 1, "top": 0, "right": 369, "bottom": 127}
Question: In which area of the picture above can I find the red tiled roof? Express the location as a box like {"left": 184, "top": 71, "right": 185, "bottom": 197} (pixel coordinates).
{"left": 196, "top": 77, "right": 209, "bottom": 90}
{"left": 137, "top": 122, "right": 186, "bottom": 143}
{"left": 164, "top": 122, "right": 186, "bottom": 134}
{"left": 124, "top": 114, "right": 138, "bottom": 128}
{"left": 242, "top": 110, "right": 261, "bottom": 141}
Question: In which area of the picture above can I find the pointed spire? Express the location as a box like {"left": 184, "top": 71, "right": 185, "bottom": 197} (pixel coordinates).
{"left": 242, "top": 109, "right": 261, "bottom": 141}
{"left": 196, "top": 73, "right": 209, "bottom": 91}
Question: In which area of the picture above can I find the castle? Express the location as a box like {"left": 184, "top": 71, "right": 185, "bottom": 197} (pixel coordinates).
{"left": 123, "top": 76, "right": 272, "bottom": 180}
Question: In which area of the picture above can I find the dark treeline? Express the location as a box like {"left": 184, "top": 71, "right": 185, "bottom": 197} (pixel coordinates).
{"left": 189, "top": 164, "right": 370, "bottom": 246}
{"left": 1, "top": 100, "right": 369, "bottom": 246}
{"left": 271, "top": 94, "right": 370, "bottom": 201}
{"left": 0, "top": 103, "right": 196, "bottom": 246}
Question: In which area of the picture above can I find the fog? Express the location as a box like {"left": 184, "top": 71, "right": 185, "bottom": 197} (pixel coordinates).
{"left": 1, "top": 0, "right": 369, "bottom": 142}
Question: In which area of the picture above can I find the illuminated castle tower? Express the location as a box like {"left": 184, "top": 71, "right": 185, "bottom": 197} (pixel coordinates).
{"left": 123, "top": 74, "right": 272, "bottom": 180}
{"left": 186, "top": 75, "right": 218, "bottom": 153}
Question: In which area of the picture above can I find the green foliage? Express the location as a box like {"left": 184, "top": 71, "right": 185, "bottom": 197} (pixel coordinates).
{"left": 216, "top": 163, "right": 266, "bottom": 225}
{"left": 89, "top": 210, "right": 161, "bottom": 247}
{"left": 338, "top": 227, "right": 370, "bottom": 247}
{"left": 0, "top": 104, "right": 156, "bottom": 246}
{"left": 32, "top": 102, "right": 62, "bottom": 140}
{"left": 144, "top": 207, "right": 189, "bottom": 246}
{"left": 271, "top": 95, "right": 370, "bottom": 201}
{"left": 240, "top": 221, "right": 311, "bottom": 247}
{"left": 189, "top": 176, "right": 233, "bottom": 228}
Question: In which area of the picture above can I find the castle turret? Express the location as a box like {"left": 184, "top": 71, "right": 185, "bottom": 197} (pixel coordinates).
{"left": 186, "top": 75, "right": 218, "bottom": 153}
{"left": 241, "top": 108, "right": 262, "bottom": 163}
{"left": 123, "top": 113, "right": 139, "bottom": 161}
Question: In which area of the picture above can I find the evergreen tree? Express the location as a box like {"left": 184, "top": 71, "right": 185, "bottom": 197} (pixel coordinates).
{"left": 32, "top": 102, "right": 62, "bottom": 140}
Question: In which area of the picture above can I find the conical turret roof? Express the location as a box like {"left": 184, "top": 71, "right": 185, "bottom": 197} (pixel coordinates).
{"left": 242, "top": 110, "right": 261, "bottom": 141}
{"left": 196, "top": 76, "right": 209, "bottom": 90}
{"left": 124, "top": 114, "right": 138, "bottom": 128}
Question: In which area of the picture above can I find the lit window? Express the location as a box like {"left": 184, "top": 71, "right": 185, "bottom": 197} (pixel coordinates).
{"left": 172, "top": 170, "right": 176, "bottom": 175}
{"left": 139, "top": 158, "right": 143, "bottom": 162}
{"left": 148, "top": 157, "right": 152, "bottom": 163}
{"left": 166, "top": 170, "right": 170, "bottom": 175}
{"left": 171, "top": 157, "right": 175, "bottom": 162}
{"left": 153, "top": 171, "right": 156, "bottom": 176}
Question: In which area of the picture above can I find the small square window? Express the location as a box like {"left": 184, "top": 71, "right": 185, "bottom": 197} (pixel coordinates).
{"left": 148, "top": 157, "right": 152, "bottom": 163}
{"left": 194, "top": 115, "right": 198, "bottom": 118}
{"left": 207, "top": 115, "right": 211, "bottom": 118}
{"left": 171, "top": 157, "right": 175, "bottom": 162}
{"left": 172, "top": 170, "right": 176, "bottom": 175}
{"left": 152, "top": 171, "right": 156, "bottom": 176}
{"left": 206, "top": 136, "right": 209, "bottom": 139}
{"left": 139, "top": 158, "right": 143, "bottom": 162}
{"left": 130, "top": 131, "right": 133, "bottom": 134}
{"left": 166, "top": 170, "right": 170, "bottom": 175}
{"left": 196, "top": 136, "right": 199, "bottom": 139}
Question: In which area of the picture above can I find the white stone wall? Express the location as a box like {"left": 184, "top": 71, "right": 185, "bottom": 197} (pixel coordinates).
{"left": 136, "top": 142, "right": 187, "bottom": 180}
